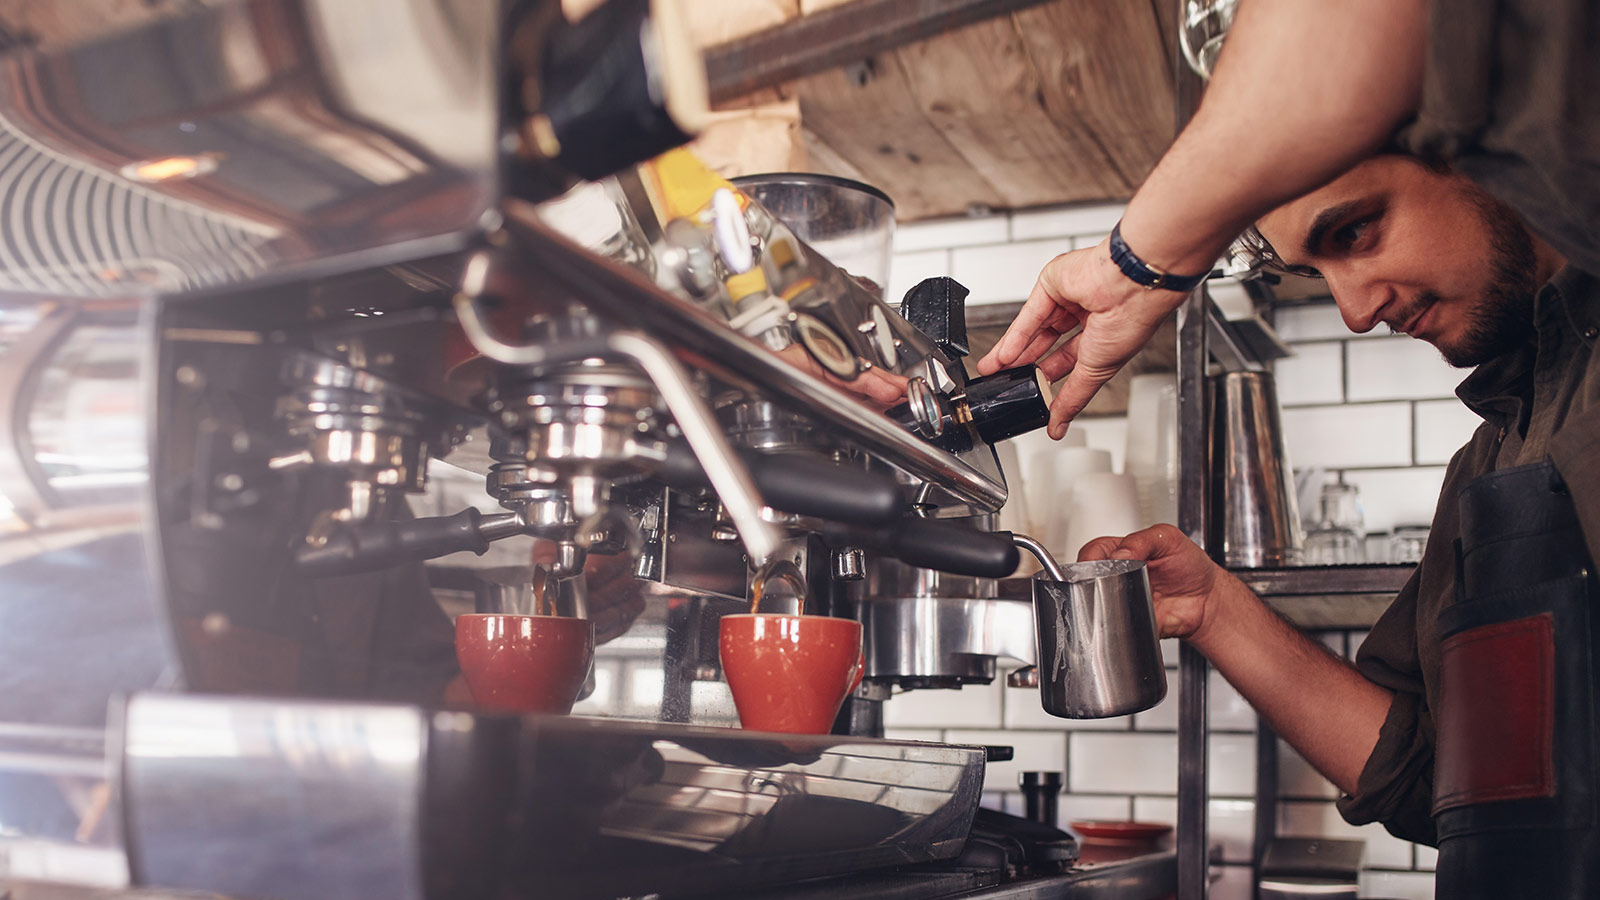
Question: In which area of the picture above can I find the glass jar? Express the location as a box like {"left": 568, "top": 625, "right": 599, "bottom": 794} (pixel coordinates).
{"left": 1303, "top": 483, "right": 1366, "bottom": 565}
{"left": 1387, "top": 525, "right": 1431, "bottom": 564}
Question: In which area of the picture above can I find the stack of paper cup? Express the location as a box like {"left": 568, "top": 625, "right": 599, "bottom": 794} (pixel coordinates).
{"left": 995, "top": 439, "right": 1032, "bottom": 535}
{"left": 1036, "top": 446, "right": 1113, "bottom": 553}
{"left": 1125, "top": 373, "right": 1179, "bottom": 525}
{"left": 1063, "top": 472, "right": 1144, "bottom": 560}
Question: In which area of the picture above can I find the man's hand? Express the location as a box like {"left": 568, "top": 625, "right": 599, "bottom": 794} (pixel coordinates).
{"left": 975, "top": 239, "right": 1186, "bottom": 439}
{"left": 1080, "top": 522, "right": 1393, "bottom": 795}
{"left": 1077, "top": 524, "right": 1223, "bottom": 644}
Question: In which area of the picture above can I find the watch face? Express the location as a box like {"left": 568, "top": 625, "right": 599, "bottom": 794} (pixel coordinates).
{"left": 793, "top": 313, "right": 859, "bottom": 379}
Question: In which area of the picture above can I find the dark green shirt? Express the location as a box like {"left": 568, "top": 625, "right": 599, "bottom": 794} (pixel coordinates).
{"left": 1339, "top": 265, "right": 1600, "bottom": 843}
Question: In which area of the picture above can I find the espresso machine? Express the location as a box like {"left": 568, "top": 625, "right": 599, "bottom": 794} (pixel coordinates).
{"left": 0, "top": 2, "right": 1172, "bottom": 897}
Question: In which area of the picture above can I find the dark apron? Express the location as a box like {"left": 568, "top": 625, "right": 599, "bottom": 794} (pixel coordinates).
{"left": 1434, "top": 459, "right": 1600, "bottom": 898}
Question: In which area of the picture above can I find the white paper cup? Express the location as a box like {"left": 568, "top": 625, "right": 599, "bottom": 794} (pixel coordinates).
{"left": 1064, "top": 472, "right": 1142, "bottom": 560}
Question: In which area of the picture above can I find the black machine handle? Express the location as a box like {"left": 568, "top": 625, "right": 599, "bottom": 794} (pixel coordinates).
{"left": 660, "top": 443, "right": 903, "bottom": 525}
{"left": 823, "top": 518, "right": 1020, "bottom": 579}
{"left": 962, "top": 365, "right": 1053, "bottom": 445}
{"left": 295, "top": 507, "right": 492, "bottom": 577}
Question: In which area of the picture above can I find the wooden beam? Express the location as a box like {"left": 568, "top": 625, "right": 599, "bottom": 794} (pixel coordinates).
{"left": 704, "top": 0, "right": 1057, "bottom": 105}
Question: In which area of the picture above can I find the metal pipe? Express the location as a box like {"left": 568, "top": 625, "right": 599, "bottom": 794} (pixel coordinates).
{"left": 452, "top": 289, "right": 785, "bottom": 568}
{"left": 1176, "top": 285, "right": 1212, "bottom": 900}
{"left": 1009, "top": 531, "right": 1067, "bottom": 582}
{"left": 501, "top": 217, "right": 1009, "bottom": 513}
{"left": 607, "top": 331, "right": 783, "bottom": 568}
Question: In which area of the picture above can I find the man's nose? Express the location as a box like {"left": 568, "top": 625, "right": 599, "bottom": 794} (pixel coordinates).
{"left": 1328, "top": 272, "right": 1387, "bottom": 334}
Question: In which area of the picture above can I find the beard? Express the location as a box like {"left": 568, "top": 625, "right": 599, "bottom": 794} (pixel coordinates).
{"left": 1432, "top": 185, "right": 1541, "bottom": 368}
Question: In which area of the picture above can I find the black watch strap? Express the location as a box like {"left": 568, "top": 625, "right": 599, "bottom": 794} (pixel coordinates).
{"left": 1107, "top": 221, "right": 1209, "bottom": 292}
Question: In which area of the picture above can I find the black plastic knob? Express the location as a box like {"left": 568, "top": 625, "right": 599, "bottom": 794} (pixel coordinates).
{"left": 901, "top": 277, "right": 970, "bottom": 358}
{"left": 1019, "top": 771, "right": 1063, "bottom": 826}
{"left": 962, "top": 364, "right": 1053, "bottom": 444}
{"left": 517, "top": 0, "right": 702, "bottom": 187}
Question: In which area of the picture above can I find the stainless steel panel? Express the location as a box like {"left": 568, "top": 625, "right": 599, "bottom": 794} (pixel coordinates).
{"left": 120, "top": 692, "right": 428, "bottom": 900}
{"left": 859, "top": 596, "right": 1034, "bottom": 683}
{"left": 0, "top": 297, "right": 175, "bottom": 888}
{"left": 509, "top": 717, "right": 987, "bottom": 897}
{"left": 114, "top": 694, "right": 987, "bottom": 900}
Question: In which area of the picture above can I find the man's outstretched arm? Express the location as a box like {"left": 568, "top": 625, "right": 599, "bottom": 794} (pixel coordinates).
{"left": 979, "top": 0, "right": 1426, "bottom": 438}
{"left": 1080, "top": 526, "right": 1393, "bottom": 793}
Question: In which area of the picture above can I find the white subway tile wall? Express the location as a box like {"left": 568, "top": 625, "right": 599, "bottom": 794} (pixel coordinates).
{"left": 945, "top": 729, "right": 1068, "bottom": 793}
{"left": 884, "top": 208, "right": 1438, "bottom": 895}
{"left": 885, "top": 248, "right": 951, "bottom": 309}
{"left": 1346, "top": 338, "right": 1467, "bottom": 401}
{"left": 1340, "top": 467, "right": 1448, "bottom": 533}
{"left": 884, "top": 677, "right": 1003, "bottom": 730}
{"left": 1272, "top": 341, "right": 1344, "bottom": 406}
{"left": 1281, "top": 403, "right": 1414, "bottom": 469}
{"left": 893, "top": 215, "right": 1010, "bottom": 252}
{"left": 952, "top": 239, "right": 1068, "bottom": 305}
{"left": 1009, "top": 201, "right": 1124, "bottom": 242}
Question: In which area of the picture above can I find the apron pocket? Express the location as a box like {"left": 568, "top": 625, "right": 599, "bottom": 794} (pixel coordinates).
{"left": 1433, "top": 612, "right": 1556, "bottom": 813}
{"left": 1432, "top": 571, "right": 1596, "bottom": 834}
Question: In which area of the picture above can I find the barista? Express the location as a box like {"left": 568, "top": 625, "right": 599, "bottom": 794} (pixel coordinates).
{"left": 977, "top": 0, "right": 1599, "bottom": 439}
{"left": 972, "top": 1, "right": 1600, "bottom": 895}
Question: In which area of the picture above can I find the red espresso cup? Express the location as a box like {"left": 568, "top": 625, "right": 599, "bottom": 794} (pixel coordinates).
{"left": 455, "top": 614, "right": 595, "bottom": 714}
{"left": 719, "top": 614, "right": 864, "bottom": 734}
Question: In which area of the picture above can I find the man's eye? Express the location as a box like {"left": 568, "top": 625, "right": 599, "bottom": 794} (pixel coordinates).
{"left": 1332, "top": 217, "right": 1374, "bottom": 250}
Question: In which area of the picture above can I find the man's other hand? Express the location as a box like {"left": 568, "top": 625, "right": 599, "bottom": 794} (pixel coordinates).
{"left": 974, "top": 239, "right": 1186, "bottom": 439}
{"left": 1077, "top": 524, "right": 1222, "bottom": 644}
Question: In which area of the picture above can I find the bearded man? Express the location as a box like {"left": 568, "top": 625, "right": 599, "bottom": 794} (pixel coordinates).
{"left": 1069, "top": 153, "right": 1598, "bottom": 898}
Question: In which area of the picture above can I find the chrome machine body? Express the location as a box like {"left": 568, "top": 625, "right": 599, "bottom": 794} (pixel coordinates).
{"left": 0, "top": 2, "right": 1152, "bottom": 898}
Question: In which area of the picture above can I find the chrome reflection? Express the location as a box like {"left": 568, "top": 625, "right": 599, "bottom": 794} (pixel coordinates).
{"left": 121, "top": 693, "right": 428, "bottom": 900}
{"left": 0, "top": 0, "right": 497, "bottom": 298}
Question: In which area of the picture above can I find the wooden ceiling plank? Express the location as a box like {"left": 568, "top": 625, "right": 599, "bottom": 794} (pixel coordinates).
{"left": 889, "top": 15, "right": 1132, "bottom": 208}
{"left": 799, "top": 127, "right": 873, "bottom": 183}
{"left": 1013, "top": 0, "right": 1176, "bottom": 191}
{"left": 793, "top": 61, "right": 1008, "bottom": 220}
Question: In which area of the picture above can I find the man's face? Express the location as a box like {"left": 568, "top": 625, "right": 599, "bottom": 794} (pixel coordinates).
{"left": 1257, "top": 156, "right": 1543, "bottom": 368}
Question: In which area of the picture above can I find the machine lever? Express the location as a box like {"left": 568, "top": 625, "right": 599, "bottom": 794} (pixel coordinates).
{"left": 823, "top": 518, "right": 1020, "bottom": 579}
{"left": 659, "top": 443, "right": 902, "bottom": 525}
{"left": 294, "top": 508, "right": 505, "bottom": 577}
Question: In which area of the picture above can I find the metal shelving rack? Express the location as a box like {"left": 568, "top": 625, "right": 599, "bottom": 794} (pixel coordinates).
{"left": 1175, "top": 281, "right": 1419, "bottom": 898}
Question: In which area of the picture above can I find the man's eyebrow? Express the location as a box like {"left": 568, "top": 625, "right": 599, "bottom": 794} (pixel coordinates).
{"left": 1303, "top": 200, "right": 1362, "bottom": 258}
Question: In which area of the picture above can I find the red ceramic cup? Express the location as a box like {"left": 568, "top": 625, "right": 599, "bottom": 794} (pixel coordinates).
{"left": 455, "top": 614, "right": 595, "bottom": 714}
{"left": 719, "top": 614, "right": 864, "bottom": 734}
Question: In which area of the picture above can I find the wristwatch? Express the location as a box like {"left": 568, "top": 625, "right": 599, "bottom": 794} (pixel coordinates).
{"left": 1107, "top": 221, "right": 1209, "bottom": 292}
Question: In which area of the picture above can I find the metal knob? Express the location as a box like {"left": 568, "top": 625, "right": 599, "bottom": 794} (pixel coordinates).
{"left": 1007, "top": 666, "right": 1039, "bottom": 689}
{"left": 833, "top": 547, "right": 867, "bottom": 581}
